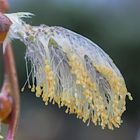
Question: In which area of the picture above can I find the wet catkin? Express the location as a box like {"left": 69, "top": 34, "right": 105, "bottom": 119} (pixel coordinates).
{"left": 4, "top": 12, "right": 133, "bottom": 129}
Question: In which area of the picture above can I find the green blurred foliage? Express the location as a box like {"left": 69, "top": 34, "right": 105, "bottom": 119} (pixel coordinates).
{"left": 0, "top": 0, "right": 140, "bottom": 140}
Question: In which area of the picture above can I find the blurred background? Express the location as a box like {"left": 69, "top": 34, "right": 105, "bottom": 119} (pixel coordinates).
{"left": 0, "top": 0, "right": 140, "bottom": 139}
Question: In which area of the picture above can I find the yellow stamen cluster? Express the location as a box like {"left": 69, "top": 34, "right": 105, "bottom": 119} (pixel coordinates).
{"left": 29, "top": 60, "right": 56, "bottom": 106}
{"left": 28, "top": 56, "right": 132, "bottom": 130}
{"left": 94, "top": 65, "right": 127, "bottom": 95}
{"left": 69, "top": 54, "right": 110, "bottom": 129}
{"left": 42, "top": 61, "right": 56, "bottom": 105}
{"left": 94, "top": 64, "right": 133, "bottom": 129}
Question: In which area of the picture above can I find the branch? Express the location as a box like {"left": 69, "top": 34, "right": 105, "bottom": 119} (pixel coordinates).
{"left": 3, "top": 45, "right": 20, "bottom": 140}
{"left": 0, "top": 1, "right": 20, "bottom": 140}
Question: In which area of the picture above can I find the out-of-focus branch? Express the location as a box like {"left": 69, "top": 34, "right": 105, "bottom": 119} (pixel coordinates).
{"left": 0, "top": 81, "right": 12, "bottom": 123}
{"left": 0, "top": 1, "right": 20, "bottom": 140}
{"left": 3, "top": 45, "right": 20, "bottom": 140}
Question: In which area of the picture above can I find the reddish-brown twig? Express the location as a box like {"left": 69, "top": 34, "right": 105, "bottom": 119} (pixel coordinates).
{"left": 0, "top": 1, "right": 20, "bottom": 140}
{"left": 4, "top": 45, "right": 20, "bottom": 140}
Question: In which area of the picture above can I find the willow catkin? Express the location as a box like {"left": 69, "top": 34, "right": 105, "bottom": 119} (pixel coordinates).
{"left": 4, "top": 12, "right": 132, "bottom": 129}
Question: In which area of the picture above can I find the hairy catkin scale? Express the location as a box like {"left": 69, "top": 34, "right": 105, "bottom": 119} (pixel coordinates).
{"left": 4, "top": 12, "right": 133, "bottom": 130}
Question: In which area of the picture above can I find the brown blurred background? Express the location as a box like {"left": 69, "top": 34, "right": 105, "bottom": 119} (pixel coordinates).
{"left": 0, "top": 0, "right": 140, "bottom": 139}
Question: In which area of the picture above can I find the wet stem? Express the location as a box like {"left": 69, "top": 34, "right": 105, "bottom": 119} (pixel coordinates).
{"left": 0, "top": 0, "right": 20, "bottom": 140}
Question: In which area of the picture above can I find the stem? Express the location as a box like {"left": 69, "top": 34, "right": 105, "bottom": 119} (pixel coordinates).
{"left": 4, "top": 45, "right": 20, "bottom": 140}
{"left": 0, "top": 1, "right": 20, "bottom": 140}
